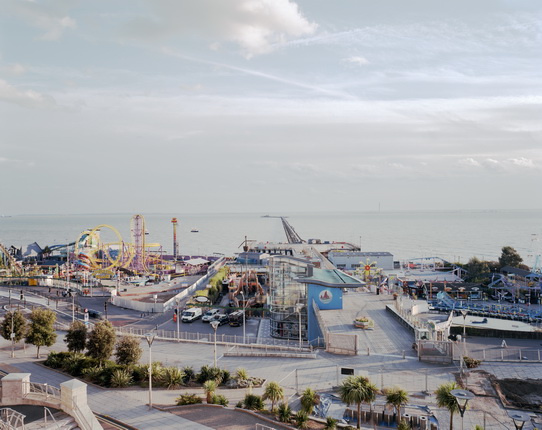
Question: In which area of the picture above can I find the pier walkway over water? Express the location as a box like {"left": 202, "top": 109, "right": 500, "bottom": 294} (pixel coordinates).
{"left": 280, "top": 217, "right": 304, "bottom": 244}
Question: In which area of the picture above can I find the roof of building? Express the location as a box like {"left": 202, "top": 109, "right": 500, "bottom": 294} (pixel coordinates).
{"left": 296, "top": 268, "right": 364, "bottom": 288}
{"left": 328, "top": 251, "right": 393, "bottom": 257}
{"left": 501, "top": 265, "right": 537, "bottom": 278}
{"left": 185, "top": 258, "right": 209, "bottom": 266}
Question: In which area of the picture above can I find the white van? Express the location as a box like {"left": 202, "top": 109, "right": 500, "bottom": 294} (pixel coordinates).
{"left": 202, "top": 308, "right": 220, "bottom": 322}
{"left": 181, "top": 307, "right": 202, "bottom": 323}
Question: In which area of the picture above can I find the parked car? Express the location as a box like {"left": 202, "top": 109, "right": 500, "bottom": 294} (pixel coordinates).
{"left": 181, "top": 307, "right": 202, "bottom": 323}
{"left": 212, "top": 313, "right": 229, "bottom": 326}
{"left": 202, "top": 308, "right": 220, "bottom": 323}
{"left": 228, "top": 310, "right": 245, "bottom": 327}
{"left": 87, "top": 309, "right": 103, "bottom": 319}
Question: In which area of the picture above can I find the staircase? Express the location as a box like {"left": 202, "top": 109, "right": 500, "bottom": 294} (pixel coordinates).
{"left": 25, "top": 411, "right": 80, "bottom": 430}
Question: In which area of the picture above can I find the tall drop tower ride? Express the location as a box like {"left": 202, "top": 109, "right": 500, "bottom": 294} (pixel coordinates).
{"left": 171, "top": 217, "right": 179, "bottom": 261}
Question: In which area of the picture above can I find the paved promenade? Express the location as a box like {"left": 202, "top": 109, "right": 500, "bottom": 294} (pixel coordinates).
{"left": 1, "top": 289, "right": 542, "bottom": 429}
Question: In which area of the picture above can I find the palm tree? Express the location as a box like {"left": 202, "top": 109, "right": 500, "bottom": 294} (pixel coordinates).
{"left": 203, "top": 380, "right": 217, "bottom": 404}
{"left": 324, "top": 416, "right": 337, "bottom": 430}
{"left": 263, "top": 381, "right": 284, "bottom": 412}
{"left": 385, "top": 387, "right": 409, "bottom": 424}
{"left": 435, "top": 382, "right": 459, "bottom": 430}
{"left": 300, "top": 387, "right": 318, "bottom": 415}
{"left": 397, "top": 420, "right": 411, "bottom": 430}
{"left": 338, "top": 376, "right": 378, "bottom": 430}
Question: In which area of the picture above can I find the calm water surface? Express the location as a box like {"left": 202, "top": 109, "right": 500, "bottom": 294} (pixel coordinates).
{"left": 0, "top": 210, "right": 540, "bottom": 265}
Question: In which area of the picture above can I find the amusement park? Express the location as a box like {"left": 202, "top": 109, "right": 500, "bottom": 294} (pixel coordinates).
{"left": 2, "top": 214, "right": 542, "bottom": 430}
{"left": 0, "top": 215, "right": 215, "bottom": 287}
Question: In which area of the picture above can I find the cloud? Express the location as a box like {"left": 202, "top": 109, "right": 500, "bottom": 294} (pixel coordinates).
{"left": 0, "top": 79, "right": 57, "bottom": 109}
{"left": 0, "top": 156, "right": 35, "bottom": 168}
{"left": 460, "top": 158, "right": 481, "bottom": 167}
{"left": 124, "top": 0, "right": 317, "bottom": 57}
{"left": 508, "top": 157, "right": 535, "bottom": 168}
{"left": 343, "top": 56, "right": 369, "bottom": 66}
{"left": 1, "top": 64, "right": 27, "bottom": 76}
{"left": 8, "top": 1, "right": 76, "bottom": 41}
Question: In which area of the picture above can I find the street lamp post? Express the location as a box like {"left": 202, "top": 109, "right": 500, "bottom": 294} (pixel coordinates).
{"left": 210, "top": 320, "right": 220, "bottom": 367}
{"left": 460, "top": 309, "right": 468, "bottom": 370}
{"left": 240, "top": 291, "right": 246, "bottom": 344}
{"left": 10, "top": 312, "right": 15, "bottom": 358}
{"left": 295, "top": 303, "right": 304, "bottom": 351}
{"left": 176, "top": 298, "right": 180, "bottom": 341}
{"left": 460, "top": 309, "right": 468, "bottom": 338}
{"left": 145, "top": 332, "right": 156, "bottom": 410}
{"left": 451, "top": 389, "right": 474, "bottom": 430}
{"left": 508, "top": 410, "right": 532, "bottom": 430}
{"left": 66, "top": 243, "right": 70, "bottom": 291}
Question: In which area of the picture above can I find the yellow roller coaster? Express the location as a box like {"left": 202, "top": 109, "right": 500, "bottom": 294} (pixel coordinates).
{"left": 74, "top": 215, "right": 172, "bottom": 276}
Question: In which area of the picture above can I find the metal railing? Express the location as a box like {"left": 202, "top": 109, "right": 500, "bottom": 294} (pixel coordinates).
{"left": 115, "top": 325, "right": 313, "bottom": 352}
{"left": 42, "top": 407, "right": 61, "bottom": 430}
{"left": 455, "top": 345, "right": 542, "bottom": 362}
{"left": 23, "top": 382, "right": 61, "bottom": 401}
{"left": 0, "top": 408, "right": 26, "bottom": 430}
{"left": 255, "top": 424, "right": 276, "bottom": 430}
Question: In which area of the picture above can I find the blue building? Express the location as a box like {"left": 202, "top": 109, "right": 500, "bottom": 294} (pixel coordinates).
{"left": 268, "top": 255, "right": 363, "bottom": 344}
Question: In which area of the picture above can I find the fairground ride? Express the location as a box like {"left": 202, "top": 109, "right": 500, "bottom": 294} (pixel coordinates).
{"left": 0, "top": 242, "right": 23, "bottom": 276}
{"left": 74, "top": 214, "right": 170, "bottom": 277}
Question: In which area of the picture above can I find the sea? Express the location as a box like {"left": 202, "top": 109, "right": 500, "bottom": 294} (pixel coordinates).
{"left": 0, "top": 210, "right": 541, "bottom": 266}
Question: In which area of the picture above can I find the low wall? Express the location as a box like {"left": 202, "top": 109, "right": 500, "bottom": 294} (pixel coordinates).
{"left": 109, "top": 257, "right": 226, "bottom": 313}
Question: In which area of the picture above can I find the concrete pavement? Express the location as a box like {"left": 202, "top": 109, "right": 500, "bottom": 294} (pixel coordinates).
{"left": 2, "top": 287, "right": 542, "bottom": 429}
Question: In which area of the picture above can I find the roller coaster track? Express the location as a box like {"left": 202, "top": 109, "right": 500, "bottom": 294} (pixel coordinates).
{"left": 0, "top": 242, "right": 22, "bottom": 276}
{"left": 280, "top": 217, "right": 305, "bottom": 244}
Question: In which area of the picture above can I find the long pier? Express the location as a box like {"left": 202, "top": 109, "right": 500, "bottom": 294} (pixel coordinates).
{"left": 280, "top": 217, "right": 305, "bottom": 244}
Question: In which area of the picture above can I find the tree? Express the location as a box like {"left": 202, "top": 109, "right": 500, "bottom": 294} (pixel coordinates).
{"left": 435, "top": 382, "right": 459, "bottom": 430}
{"left": 25, "top": 308, "right": 57, "bottom": 358}
{"left": 464, "top": 257, "right": 490, "bottom": 282}
{"left": 203, "top": 380, "right": 217, "bottom": 404}
{"left": 277, "top": 402, "right": 291, "bottom": 423}
{"left": 338, "top": 376, "right": 378, "bottom": 430}
{"left": 86, "top": 320, "right": 116, "bottom": 365}
{"left": 65, "top": 320, "right": 87, "bottom": 353}
{"left": 324, "top": 417, "right": 338, "bottom": 430}
{"left": 397, "top": 420, "right": 411, "bottom": 430}
{"left": 300, "top": 387, "right": 318, "bottom": 415}
{"left": 263, "top": 381, "right": 284, "bottom": 412}
{"left": 294, "top": 410, "right": 309, "bottom": 429}
{"left": 114, "top": 335, "right": 142, "bottom": 366}
{"left": 0, "top": 310, "right": 27, "bottom": 357}
{"left": 385, "top": 387, "right": 409, "bottom": 424}
{"left": 499, "top": 246, "right": 523, "bottom": 269}
{"left": 1, "top": 310, "right": 27, "bottom": 343}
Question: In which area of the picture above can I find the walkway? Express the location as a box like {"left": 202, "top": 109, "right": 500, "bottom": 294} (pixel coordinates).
{"left": 2, "top": 288, "right": 542, "bottom": 429}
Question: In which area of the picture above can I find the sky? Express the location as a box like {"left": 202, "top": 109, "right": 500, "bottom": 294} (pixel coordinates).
{"left": 1, "top": 0, "right": 541, "bottom": 215}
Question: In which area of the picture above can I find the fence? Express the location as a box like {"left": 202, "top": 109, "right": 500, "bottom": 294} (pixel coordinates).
{"left": 455, "top": 344, "right": 542, "bottom": 362}
{"left": 114, "top": 325, "right": 314, "bottom": 353}
{"left": 279, "top": 365, "right": 458, "bottom": 396}
{"left": 313, "top": 301, "right": 357, "bottom": 355}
